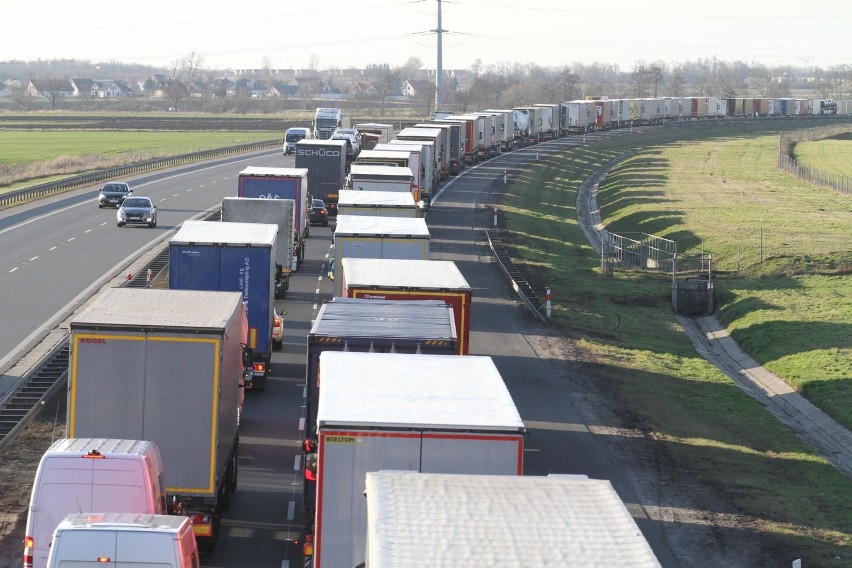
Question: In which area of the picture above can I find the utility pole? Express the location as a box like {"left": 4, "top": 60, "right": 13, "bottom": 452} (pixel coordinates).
{"left": 433, "top": 0, "right": 445, "bottom": 112}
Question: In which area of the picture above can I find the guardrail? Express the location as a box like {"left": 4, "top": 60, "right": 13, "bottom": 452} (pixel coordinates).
{"left": 485, "top": 229, "right": 547, "bottom": 323}
{"left": 0, "top": 139, "right": 280, "bottom": 209}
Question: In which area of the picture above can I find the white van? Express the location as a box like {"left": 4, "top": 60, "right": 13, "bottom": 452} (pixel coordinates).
{"left": 284, "top": 127, "right": 313, "bottom": 154}
{"left": 45, "top": 513, "right": 199, "bottom": 568}
{"left": 24, "top": 438, "right": 167, "bottom": 568}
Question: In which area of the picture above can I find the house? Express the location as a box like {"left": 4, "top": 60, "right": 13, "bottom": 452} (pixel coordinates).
{"left": 25, "top": 79, "right": 74, "bottom": 98}
{"left": 400, "top": 79, "right": 434, "bottom": 98}
{"left": 348, "top": 81, "right": 378, "bottom": 98}
{"left": 91, "top": 80, "right": 134, "bottom": 98}
{"left": 71, "top": 78, "right": 94, "bottom": 98}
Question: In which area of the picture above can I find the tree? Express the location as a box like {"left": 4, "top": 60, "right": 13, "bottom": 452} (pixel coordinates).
{"left": 33, "top": 78, "right": 70, "bottom": 110}
{"left": 648, "top": 63, "right": 665, "bottom": 97}
{"left": 166, "top": 52, "right": 203, "bottom": 110}
{"left": 667, "top": 65, "right": 686, "bottom": 96}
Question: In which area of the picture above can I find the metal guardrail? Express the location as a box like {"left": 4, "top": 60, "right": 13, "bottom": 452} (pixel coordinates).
{"left": 0, "top": 139, "right": 280, "bottom": 209}
{"left": 485, "top": 229, "right": 547, "bottom": 323}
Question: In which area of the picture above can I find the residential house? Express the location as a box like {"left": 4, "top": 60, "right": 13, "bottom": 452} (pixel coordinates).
{"left": 348, "top": 81, "right": 378, "bottom": 98}
{"left": 71, "top": 78, "right": 94, "bottom": 98}
{"left": 400, "top": 79, "right": 434, "bottom": 98}
{"left": 91, "top": 80, "right": 134, "bottom": 98}
{"left": 25, "top": 79, "right": 74, "bottom": 98}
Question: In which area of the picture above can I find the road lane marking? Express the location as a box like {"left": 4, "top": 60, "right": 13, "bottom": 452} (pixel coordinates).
{"left": 293, "top": 455, "right": 301, "bottom": 471}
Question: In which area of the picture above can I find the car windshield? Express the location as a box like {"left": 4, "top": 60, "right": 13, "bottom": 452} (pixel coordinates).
{"left": 104, "top": 184, "right": 128, "bottom": 192}
{"left": 313, "top": 200, "right": 324, "bottom": 208}
{"left": 124, "top": 198, "right": 149, "bottom": 208}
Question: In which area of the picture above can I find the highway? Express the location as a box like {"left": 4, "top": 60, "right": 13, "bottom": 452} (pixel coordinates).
{"left": 0, "top": 139, "right": 683, "bottom": 567}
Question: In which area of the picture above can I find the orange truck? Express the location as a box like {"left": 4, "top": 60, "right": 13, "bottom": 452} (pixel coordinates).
{"left": 340, "top": 257, "right": 472, "bottom": 354}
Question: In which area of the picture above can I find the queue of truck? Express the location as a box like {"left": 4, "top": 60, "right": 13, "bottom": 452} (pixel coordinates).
{"left": 21, "top": 107, "right": 663, "bottom": 568}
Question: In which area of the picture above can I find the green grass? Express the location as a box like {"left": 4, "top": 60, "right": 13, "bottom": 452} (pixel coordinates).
{"left": 0, "top": 131, "right": 277, "bottom": 167}
{"left": 496, "top": 118, "right": 852, "bottom": 563}
{"left": 794, "top": 139, "right": 852, "bottom": 178}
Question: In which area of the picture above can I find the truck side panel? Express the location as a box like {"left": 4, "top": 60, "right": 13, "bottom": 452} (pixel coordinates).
{"left": 70, "top": 335, "right": 221, "bottom": 496}
{"left": 420, "top": 433, "right": 523, "bottom": 474}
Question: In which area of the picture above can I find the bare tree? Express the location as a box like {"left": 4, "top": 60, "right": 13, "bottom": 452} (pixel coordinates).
{"left": 648, "top": 63, "right": 665, "bottom": 97}
{"left": 556, "top": 66, "right": 580, "bottom": 101}
{"left": 667, "top": 65, "right": 687, "bottom": 96}
{"left": 630, "top": 63, "right": 650, "bottom": 98}
{"left": 166, "top": 52, "right": 203, "bottom": 110}
{"left": 32, "top": 78, "right": 70, "bottom": 110}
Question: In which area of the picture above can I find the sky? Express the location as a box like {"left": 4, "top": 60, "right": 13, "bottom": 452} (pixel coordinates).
{"left": 4, "top": 0, "right": 852, "bottom": 73}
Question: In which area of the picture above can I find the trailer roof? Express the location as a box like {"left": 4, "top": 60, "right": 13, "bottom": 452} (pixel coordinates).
{"left": 337, "top": 191, "right": 415, "bottom": 208}
{"left": 357, "top": 149, "right": 414, "bottom": 160}
{"left": 364, "top": 472, "right": 662, "bottom": 568}
{"left": 342, "top": 258, "right": 470, "bottom": 291}
{"left": 310, "top": 299, "right": 456, "bottom": 341}
{"left": 296, "top": 139, "right": 347, "bottom": 148}
{"left": 171, "top": 219, "right": 276, "bottom": 246}
{"left": 70, "top": 288, "right": 244, "bottom": 331}
{"left": 334, "top": 215, "right": 429, "bottom": 238}
{"left": 316, "top": 352, "right": 523, "bottom": 430}
{"left": 238, "top": 166, "right": 309, "bottom": 178}
{"left": 348, "top": 164, "right": 414, "bottom": 179}
{"left": 372, "top": 144, "right": 419, "bottom": 154}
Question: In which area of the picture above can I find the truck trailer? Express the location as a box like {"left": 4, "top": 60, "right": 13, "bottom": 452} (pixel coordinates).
{"left": 307, "top": 351, "right": 525, "bottom": 568}
{"left": 294, "top": 139, "right": 347, "bottom": 216}
{"left": 169, "top": 219, "right": 276, "bottom": 390}
{"left": 237, "top": 167, "right": 310, "bottom": 260}
{"left": 346, "top": 164, "right": 414, "bottom": 196}
{"left": 385, "top": 139, "right": 437, "bottom": 205}
{"left": 331, "top": 215, "right": 430, "bottom": 296}
{"left": 341, "top": 257, "right": 472, "bottom": 355}
{"left": 221, "top": 196, "right": 296, "bottom": 298}
{"left": 336, "top": 190, "right": 418, "bottom": 218}
{"left": 304, "top": 298, "right": 458, "bottom": 435}
{"left": 67, "top": 288, "right": 245, "bottom": 547}
{"left": 364, "top": 472, "right": 662, "bottom": 567}
{"left": 355, "top": 149, "right": 423, "bottom": 201}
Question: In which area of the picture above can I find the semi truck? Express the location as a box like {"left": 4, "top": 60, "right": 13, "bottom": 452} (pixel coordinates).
{"left": 414, "top": 122, "right": 461, "bottom": 175}
{"left": 352, "top": 122, "right": 395, "bottom": 149}
{"left": 221, "top": 196, "right": 296, "bottom": 298}
{"left": 169, "top": 219, "right": 276, "bottom": 390}
{"left": 341, "top": 257, "right": 472, "bottom": 355}
{"left": 237, "top": 167, "right": 309, "bottom": 261}
{"left": 331, "top": 215, "right": 430, "bottom": 296}
{"left": 396, "top": 127, "right": 447, "bottom": 181}
{"left": 336, "top": 190, "right": 419, "bottom": 218}
{"left": 304, "top": 298, "right": 458, "bottom": 435}
{"left": 294, "top": 139, "right": 347, "bottom": 216}
{"left": 66, "top": 288, "right": 245, "bottom": 548}
{"left": 312, "top": 107, "right": 350, "bottom": 139}
{"left": 346, "top": 164, "right": 414, "bottom": 196}
{"left": 369, "top": 144, "right": 427, "bottom": 202}
{"left": 385, "top": 139, "right": 437, "bottom": 205}
{"left": 305, "top": 351, "right": 525, "bottom": 568}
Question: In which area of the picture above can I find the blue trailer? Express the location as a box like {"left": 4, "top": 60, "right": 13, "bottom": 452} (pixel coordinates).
{"left": 238, "top": 167, "right": 310, "bottom": 263}
{"left": 169, "top": 219, "right": 277, "bottom": 391}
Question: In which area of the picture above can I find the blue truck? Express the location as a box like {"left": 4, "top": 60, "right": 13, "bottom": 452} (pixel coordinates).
{"left": 169, "top": 219, "right": 278, "bottom": 391}
{"left": 237, "top": 167, "right": 310, "bottom": 263}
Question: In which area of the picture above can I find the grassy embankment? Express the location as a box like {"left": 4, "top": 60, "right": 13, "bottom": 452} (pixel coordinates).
{"left": 496, "top": 119, "right": 852, "bottom": 563}
{"left": 0, "top": 130, "right": 279, "bottom": 192}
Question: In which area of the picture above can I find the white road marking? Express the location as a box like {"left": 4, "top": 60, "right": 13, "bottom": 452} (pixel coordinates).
{"left": 315, "top": 288, "right": 320, "bottom": 294}
{"left": 299, "top": 417, "right": 305, "bottom": 431}
{"left": 84, "top": 229, "right": 91, "bottom": 234}
{"left": 287, "top": 502, "right": 295, "bottom": 521}
{"left": 49, "top": 246, "right": 57, "bottom": 251}
{"left": 30, "top": 256, "right": 38, "bottom": 261}
{"left": 67, "top": 237, "right": 75, "bottom": 242}
{"left": 293, "top": 455, "right": 301, "bottom": 471}
{"left": 9, "top": 267, "right": 18, "bottom": 273}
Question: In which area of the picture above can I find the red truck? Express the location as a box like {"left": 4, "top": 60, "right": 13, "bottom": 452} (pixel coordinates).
{"left": 340, "top": 257, "right": 472, "bottom": 355}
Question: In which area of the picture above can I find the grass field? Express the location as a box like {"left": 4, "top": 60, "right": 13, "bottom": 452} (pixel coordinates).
{"left": 497, "top": 119, "right": 852, "bottom": 563}
{"left": 794, "top": 138, "right": 852, "bottom": 178}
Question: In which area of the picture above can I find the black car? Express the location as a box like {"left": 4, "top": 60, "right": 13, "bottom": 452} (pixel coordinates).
{"left": 98, "top": 182, "right": 132, "bottom": 208}
{"left": 310, "top": 199, "right": 329, "bottom": 226}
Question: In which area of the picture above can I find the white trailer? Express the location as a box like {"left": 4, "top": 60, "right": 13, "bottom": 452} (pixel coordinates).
{"left": 367, "top": 146, "right": 425, "bottom": 201}
{"left": 396, "top": 127, "right": 447, "bottom": 181}
{"left": 533, "top": 103, "right": 558, "bottom": 138}
{"left": 565, "top": 100, "right": 594, "bottom": 133}
{"left": 336, "top": 190, "right": 418, "bottom": 218}
{"left": 364, "top": 472, "right": 662, "bottom": 567}
{"left": 332, "top": 215, "right": 430, "bottom": 295}
{"left": 347, "top": 164, "right": 414, "bottom": 195}
{"left": 386, "top": 139, "right": 437, "bottom": 205}
{"left": 310, "top": 351, "right": 525, "bottom": 568}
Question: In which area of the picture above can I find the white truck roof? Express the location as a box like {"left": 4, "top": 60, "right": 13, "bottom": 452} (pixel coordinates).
{"left": 342, "top": 258, "right": 470, "bottom": 291}
{"left": 365, "top": 472, "right": 662, "bottom": 568}
{"left": 70, "top": 288, "right": 244, "bottom": 332}
{"left": 349, "top": 164, "right": 414, "bottom": 179}
{"left": 238, "top": 166, "right": 309, "bottom": 178}
{"left": 171, "top": 219, "right": 276, "bottom": 246}
{"left": 310, "top": 299, "right": 456, "bottom": 341}
{"left": 334, "top": 215, "right": 429, "bottom": 238}
{"left": 337, "top": 191, "right": 415, "bottom": 207}
{"left": 42, "top": 438, "right": 159, "bottom": 460}
{"left": 316, "top": 352, "right": 523, "bottom": 431}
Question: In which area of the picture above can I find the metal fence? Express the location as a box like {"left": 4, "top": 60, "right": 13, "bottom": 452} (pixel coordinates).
{"left": 0, "top": 139, "right": 280, "bottom": 209}
{"left": 779, "top": 126, "right": 852, "bottom": 195}
{"left": 600, "top": 231, "right": 677, "bottom": 275}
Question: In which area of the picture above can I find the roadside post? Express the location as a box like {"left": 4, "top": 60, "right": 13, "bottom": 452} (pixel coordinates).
{"left": 546, "top": 288, "right": 552, "bottom": 318}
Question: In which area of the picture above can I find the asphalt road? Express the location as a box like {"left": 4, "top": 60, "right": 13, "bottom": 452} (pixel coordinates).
{"left": 0, "top": 138, "right": 684, "bottom": 567}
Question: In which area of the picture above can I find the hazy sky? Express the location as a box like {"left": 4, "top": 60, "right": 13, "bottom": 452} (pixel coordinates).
{"left": 5, "top": 0, "right": 851, "bottom": 73}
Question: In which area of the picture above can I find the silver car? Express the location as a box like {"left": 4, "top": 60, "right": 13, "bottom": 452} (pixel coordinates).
{"left": 116, "top": 196, "right": 157, "bottom": 228}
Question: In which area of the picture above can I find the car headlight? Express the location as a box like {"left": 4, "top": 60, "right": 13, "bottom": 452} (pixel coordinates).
{"left": 117, "top": 210, "right": 126, "bottom": 220}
